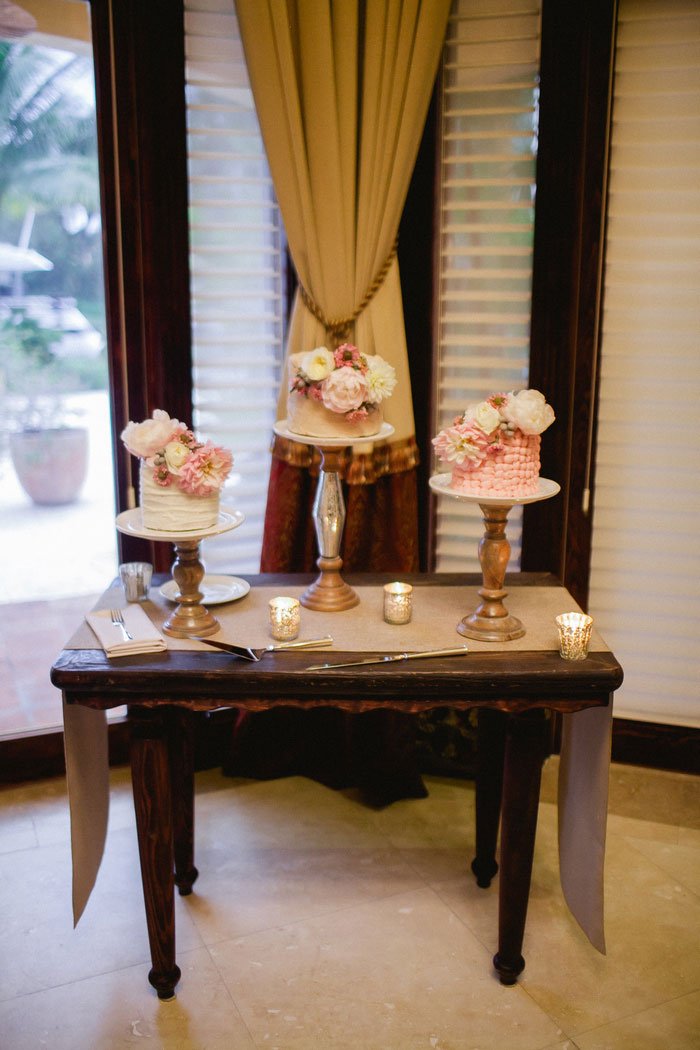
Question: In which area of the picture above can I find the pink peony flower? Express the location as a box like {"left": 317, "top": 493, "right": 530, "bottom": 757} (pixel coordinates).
{"left": 178, "top": 442, "right": 233, "bottom": 495}
{"left": 121, "top": 410, "right": 186, "bottom": 460}
{"left": 321, "top": 367, "right": 369, "bottom": 414}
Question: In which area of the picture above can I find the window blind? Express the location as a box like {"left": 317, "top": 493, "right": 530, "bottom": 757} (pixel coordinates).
{"left": 433, "top": 0, "right": 541, "bottom": 571}
{"left": 588, "top": 0, "right": 700, "bottom": 727}
{"left": 184, "top": 0, "right": 285, "bottom": 573}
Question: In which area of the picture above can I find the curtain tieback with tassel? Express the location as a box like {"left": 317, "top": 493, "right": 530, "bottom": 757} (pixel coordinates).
{"left": 297, "top": 238, "right": 398, "bottom": 343}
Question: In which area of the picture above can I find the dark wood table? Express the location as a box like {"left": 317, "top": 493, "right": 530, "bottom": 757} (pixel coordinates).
{"left": 51, "top": 572, "right": 623, "bottom": 999}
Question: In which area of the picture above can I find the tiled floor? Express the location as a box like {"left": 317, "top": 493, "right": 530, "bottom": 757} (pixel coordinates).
{"left": 1, "top": 759, "right": 699, "bottom": 1049}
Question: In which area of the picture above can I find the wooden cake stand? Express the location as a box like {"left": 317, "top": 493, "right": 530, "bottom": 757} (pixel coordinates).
{"left": 429, "top": 475, "right": 560, "bottom": 641}
{"left": 116, "top": 506, "right": 245, "bottom": 637}
{"left": 274, "top": 420, "right": 394, "bottom": 612}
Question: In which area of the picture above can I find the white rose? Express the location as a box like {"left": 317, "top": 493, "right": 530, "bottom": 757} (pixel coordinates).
{"left": 300, "top": 346, "right": 334, "bottom": 381}
{"left": 321, "top": 368, "right": 369, "bottom": 414}
{"left": 163, "top": 439, "right": 190, "bottom": 474}
{"left": 502, "top": 389, "right": 555, "bottom": 435}
{"left": 471, "top": 400, "right": 501, "bottom": 434}
{"left": 365, "top": 355, "right": 397, "bottom": 404}
{"left": 121, "top": 409, "right": 182, "bottom": 459}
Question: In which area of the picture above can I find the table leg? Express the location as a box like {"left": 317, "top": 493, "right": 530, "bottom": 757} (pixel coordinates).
{"left": 168, "top": 708, "right": 199, "bottom": 896}
{"left": 130, "top": 706, "right": 181, "bottom": 999}
{"left": 493, "top": 709, "right": 548, "bottom": 985}
{"left": 471, "top": 707, "right": 507, "bottom": 888}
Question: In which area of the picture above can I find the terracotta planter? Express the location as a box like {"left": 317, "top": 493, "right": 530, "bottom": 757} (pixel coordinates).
{"left": 10, "top": 426, "right": 89, "bottom": 505}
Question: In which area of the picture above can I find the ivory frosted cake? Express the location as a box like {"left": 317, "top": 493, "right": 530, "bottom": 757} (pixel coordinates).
{"left": 121, "top": 410, "right": 233, "bottom": 531}
{"left": 286, "top": 343, "right": 396, "bottom": 439}
{"left": 432, "top": 390, "right": 555, "bottom": 497}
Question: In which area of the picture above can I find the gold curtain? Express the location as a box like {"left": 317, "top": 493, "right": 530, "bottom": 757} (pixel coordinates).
{"left": 228, "top": 1, "right": 450, "bottom": 804}
{"left": 234, "top": 0, "right": 451, "bottom": 453}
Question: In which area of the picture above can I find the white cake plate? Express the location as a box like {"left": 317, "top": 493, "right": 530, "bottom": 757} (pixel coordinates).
{"left": 429, "top": 474, "right": 560, "bottom": 641}
{"left": 273, "top": 420, "right": 394, "bottom": 448}
{"left": 116, "top": 506, "right": 245, "bottom": 638}
{"left": 115, "top": 506, "right": 244, "bottom": 542}
{"left": 428, "top": 474, "right": 560, "bottom": 508}
{"left": 273, "top": 420, "right": 395, "bottom": 611}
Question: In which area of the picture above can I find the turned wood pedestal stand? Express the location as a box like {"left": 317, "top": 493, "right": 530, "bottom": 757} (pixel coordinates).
{"left": 428, "top": 475, "right": 560, "bottom": 643}
{"left": 115, "top": 507, "right": 245, "bottom": 638}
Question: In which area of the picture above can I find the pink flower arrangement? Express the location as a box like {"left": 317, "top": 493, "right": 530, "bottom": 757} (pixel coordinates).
{"left": 291, "top": 343, "right": 396, "bottom": 418}
{"left": 432, "top": 390, "right": 554, "bottom": 466}
{"left": 121, "top": 410, "right": 233, "bottom": 496}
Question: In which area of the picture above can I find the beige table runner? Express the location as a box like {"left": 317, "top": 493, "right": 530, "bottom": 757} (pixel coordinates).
{"left": 67, "top": 581, "right": 607, "bottom": 654}
{"left": 63, "top": 579, "right": 613, "bottom": 955}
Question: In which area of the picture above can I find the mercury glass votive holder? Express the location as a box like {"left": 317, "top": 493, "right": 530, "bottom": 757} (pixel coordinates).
{"left": 383, "top": 582, "right": 413, "bottom": 625}
{"left": 555, "top": 612, "right": 594, "bottom": 660}
{"left": 269, "top": 596, "right": 301, "bottom": 640}
{"left": 119, "top": 562, "right": 153, "bottom": 602}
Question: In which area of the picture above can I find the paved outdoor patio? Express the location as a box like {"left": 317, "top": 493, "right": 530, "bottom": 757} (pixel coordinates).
{"left": 1, "top": 391, "right": 117, "bottom": 733}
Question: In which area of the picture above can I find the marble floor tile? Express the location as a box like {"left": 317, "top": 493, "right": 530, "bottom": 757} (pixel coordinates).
{"left": 210, "top": 885, "right": 563, "bottom": 1050}
{"left": 575, "top": 990, "right": 700, "bottom": 1050}
{"left": 0, "top": 947, "right": 256, "bottom": 1050}
{"left": 621, "top": 835, "right": 700, "bottom": 897}
{"left": 184, "top": 843, "right": 425, "bottom": 945}
{"left": 1, "top": 765, "right": 698, "bottom": 1049}
{"left": 194, "top": 774, "right": 388, "bottom": 850}
{"left": 514, "top": 833, "right": 700, "bottom": 1036}
{"left": 0, "top": 824, "right": 203, "bottom": 1002}
{"left": 542, "top": 757, "right": 700, "bottom": 830}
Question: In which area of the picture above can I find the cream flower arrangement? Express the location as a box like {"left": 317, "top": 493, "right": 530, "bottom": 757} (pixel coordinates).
{"left": 432, "top": 390, "right": 554, "bottom": 467}
{"left": 121, "top": 409, "right": 233, "bottom": 496}
{"left": 291, "top": 343, "right": 396, "bottom": 422}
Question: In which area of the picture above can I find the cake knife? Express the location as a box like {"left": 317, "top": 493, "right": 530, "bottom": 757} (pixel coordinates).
{"left": 306, "top": 645, "right": 469, "bottom": 670}
{"left": 192, "top": 635, "right": 332, "bottom": 661}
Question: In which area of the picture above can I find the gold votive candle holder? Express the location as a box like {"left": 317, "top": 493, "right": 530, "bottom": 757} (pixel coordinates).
{"left": 555, "top": 612, "right": 594, "bottom": 660}
{"left": 269, "top": 596, "right": 300, "bottom": 640}
{"left": 383, "top": 582, "right": 413, "bottom": 625}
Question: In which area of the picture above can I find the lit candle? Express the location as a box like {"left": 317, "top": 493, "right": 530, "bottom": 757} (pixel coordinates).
{"left": 269, "top": 596, "right": 301, "bottom": 640}
{"left": 555, "top": 612, "right": 593, "bottom": 660}
{"left": 383, "top": 582, "right": 413, "bottom": 625}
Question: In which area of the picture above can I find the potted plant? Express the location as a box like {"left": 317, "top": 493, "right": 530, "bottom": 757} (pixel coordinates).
{"left": 1, "top": 305, "right": 89, "bottom": 505}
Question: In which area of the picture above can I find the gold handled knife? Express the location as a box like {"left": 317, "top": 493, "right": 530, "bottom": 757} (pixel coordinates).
{"left": 306, "top": 645, "right": 469, "bottom": 670}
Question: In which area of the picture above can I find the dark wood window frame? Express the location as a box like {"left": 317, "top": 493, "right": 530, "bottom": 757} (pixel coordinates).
{"left": 4, "top": 0, "right": 696, "bottom": 782}
{"left": 91, "top": 0, "right": 193, "bottom": 573}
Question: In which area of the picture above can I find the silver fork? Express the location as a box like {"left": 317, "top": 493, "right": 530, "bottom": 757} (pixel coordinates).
{"left": 110, "top": 608, "right": 133, "bottom": 641}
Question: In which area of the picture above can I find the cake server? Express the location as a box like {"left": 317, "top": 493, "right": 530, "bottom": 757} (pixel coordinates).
{"left": 306, "top": 645, "right": 469, "bottom": 670}
{"left": 191, "top": 635, "right": 332, "bottom": 661}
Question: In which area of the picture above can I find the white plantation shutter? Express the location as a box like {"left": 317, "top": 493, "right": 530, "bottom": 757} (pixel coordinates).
{"left": 588, "top": 0, "right": 700, "bottom": 727}
{"left": 433, "top": 0, "right": 541, "bottom": 571}
{"left": 184, "top": 0, "right": 285, "bottom": 573}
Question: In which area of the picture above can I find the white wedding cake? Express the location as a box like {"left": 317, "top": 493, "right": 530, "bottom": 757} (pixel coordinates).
{"left": 286, "top": 343, "right": 396, "bottom": 439}
{"left": 121, "top": 410, "right": 233, "bottom": 532}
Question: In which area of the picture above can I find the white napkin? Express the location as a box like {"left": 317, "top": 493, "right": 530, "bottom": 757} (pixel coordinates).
{"left": 86, "top": 604, "right": 167, "bottom": 657}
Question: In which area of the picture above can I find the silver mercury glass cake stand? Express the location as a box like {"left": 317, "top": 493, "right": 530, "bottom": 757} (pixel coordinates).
{"left": 428, "top": 474, "right": 560, "bottom": 642}
{"left": 274, "top": 420, "right": 394, "bottom": 612}
{"left": 116, "top": 506, "right": 245, "bottom": 637}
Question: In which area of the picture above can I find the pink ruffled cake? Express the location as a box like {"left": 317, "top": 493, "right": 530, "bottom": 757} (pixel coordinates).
{"left": 432, "top": 390, "right": 555, "bottom": 498}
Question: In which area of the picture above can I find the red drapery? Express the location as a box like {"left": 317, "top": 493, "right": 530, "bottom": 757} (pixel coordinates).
{"left": 222, "top": 454, "right": 427, "bottom": 807}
